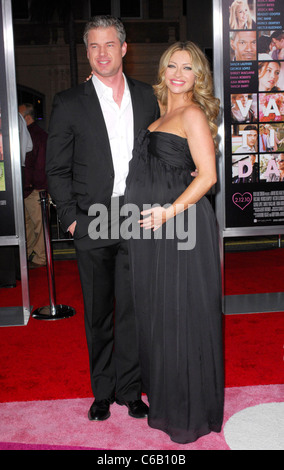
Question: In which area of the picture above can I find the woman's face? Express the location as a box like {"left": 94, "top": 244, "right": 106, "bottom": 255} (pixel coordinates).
{"left": 236, "top": 4, "right": 249, "bottom": 26}
{"left": 236, "top": 94, "right": 249, "bottom": 107}
{"left": 164, "top": 50, "right": 196, "bottom": 96}
{"left": 259, "top": 62, "right": 280, "bottom": 91}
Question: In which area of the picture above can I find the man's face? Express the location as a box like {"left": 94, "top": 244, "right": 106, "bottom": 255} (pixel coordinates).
{"left": 247, "top": 130, "right": 257, "bottom": 148}
{"left": 272, "top": 37, "right": 284, "bottom": 51}
{"left": 86, "top": 26, "right": 127, "bottom": 79}
{"left": 236, "top": 94, "right": 249, "bottom": 106}
{"left": 231, "top": 31, "right": 257, "bottom": 61}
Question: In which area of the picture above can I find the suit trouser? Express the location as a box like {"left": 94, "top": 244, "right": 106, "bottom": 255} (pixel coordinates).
{"left": 24, "top": 190, "right": 46, "bottom": 264}
{"left": 75, "top": 238, "right": 142, "bottom": 402}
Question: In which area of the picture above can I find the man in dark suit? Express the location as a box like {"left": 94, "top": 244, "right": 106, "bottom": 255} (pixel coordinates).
{"left": 46, "top": 16, "right": 159, "bottom": 421}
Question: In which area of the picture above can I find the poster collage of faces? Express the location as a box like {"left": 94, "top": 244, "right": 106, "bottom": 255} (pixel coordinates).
{"left": 227, "top": 0, "right": 284, "bottom": 184}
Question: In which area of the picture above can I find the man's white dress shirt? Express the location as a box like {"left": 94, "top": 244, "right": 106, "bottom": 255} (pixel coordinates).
{"left": 92, "top": 74, "right": 134, "bottom": 197}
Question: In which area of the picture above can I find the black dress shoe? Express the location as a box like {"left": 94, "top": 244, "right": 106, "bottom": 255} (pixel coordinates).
{"left": 88, "top": 399, "right": 111, "bottom": 421}
{"left": 116, "top": 399, "right": 149, "bottom": 418}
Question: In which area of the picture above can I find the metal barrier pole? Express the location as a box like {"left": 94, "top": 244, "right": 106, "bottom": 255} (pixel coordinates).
{"left": 32, "top": 190, "right": 76, "bottom": 320}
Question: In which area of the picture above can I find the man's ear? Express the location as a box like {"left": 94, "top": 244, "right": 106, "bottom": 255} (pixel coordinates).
{"left": 122, "top": 42, "right": 127, "bottom": 58}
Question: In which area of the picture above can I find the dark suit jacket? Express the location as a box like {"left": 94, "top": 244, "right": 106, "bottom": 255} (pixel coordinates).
{"left": 46, "top": 77, "right": 160, "bottom": 246}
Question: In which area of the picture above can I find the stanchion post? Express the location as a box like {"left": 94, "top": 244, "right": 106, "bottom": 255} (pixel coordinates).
{"left": 32, "top": 190, "right": 76, "bottom": 320}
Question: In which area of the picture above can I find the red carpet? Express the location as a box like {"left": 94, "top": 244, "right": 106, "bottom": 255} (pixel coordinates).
{"left": 224, "top": 249, "right": 284, "bottom": 295}
{"left": 0, "top": 249, "right": 283, "bottom": 450}
{"left": 0, "top": 250, "right": 283, "bottom": 402}
{"left": 0, "top": 260, "right": 91, "bottom": 402}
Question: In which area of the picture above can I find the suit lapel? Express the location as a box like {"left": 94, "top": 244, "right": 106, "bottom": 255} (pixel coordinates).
{"left": 80, "top": 80, "right": 113, "bottom": 169}
{"left": 80, "top": 78, "right": 146, "bottom": 168}
{"left": 127, "top": 77, "right": 144, "bottom": 140}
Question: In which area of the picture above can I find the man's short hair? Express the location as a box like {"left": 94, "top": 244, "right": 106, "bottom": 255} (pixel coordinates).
{"left": 271, "top": 30, "right": 284, "bottom": 41}
{"left": 83, "top": 15, "right": 126, "bottom": 48}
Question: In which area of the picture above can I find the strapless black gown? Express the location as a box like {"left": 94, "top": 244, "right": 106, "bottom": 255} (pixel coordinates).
{"left": 125, "top": 129, "right": 224, "bottom": 444}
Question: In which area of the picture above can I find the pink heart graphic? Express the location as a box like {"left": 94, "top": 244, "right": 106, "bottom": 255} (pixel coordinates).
{"left": 232, "top": 192, "right": 252, "bottom": 210}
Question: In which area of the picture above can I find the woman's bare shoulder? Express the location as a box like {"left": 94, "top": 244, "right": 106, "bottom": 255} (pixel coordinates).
{"left": 182, "top": 103, "right": 205, "bottom": 120}
{"left": 182, "top": 104, "right": 207, "bottom": 130}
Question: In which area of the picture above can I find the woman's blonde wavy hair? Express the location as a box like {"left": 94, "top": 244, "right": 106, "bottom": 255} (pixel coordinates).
{"left": 229, "top": 0, "right": 253, "bottom": 30}
{"left": 153, "top": 41, "right": 220, "bottom": 151}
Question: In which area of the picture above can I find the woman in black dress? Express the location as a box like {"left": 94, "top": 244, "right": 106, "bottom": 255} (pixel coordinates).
{"left": 125, "top": 41, "right": 224, "bottom": 444}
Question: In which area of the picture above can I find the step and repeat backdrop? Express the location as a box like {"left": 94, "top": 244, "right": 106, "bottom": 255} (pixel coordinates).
{"left": 219, "top": 0, "right": 284, "bottom": 230}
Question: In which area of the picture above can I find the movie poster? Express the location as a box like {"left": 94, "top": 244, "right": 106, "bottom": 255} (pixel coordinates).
{"left": 222, "top": 0, "right": 284, "bottom": 227}
{"left": 0, "top": 3, "right": 16, "bottom": 236}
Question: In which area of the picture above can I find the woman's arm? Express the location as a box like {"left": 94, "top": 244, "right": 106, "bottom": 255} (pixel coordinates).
{"left": 140, "top": 106, "right": 217, "bottom": 230}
